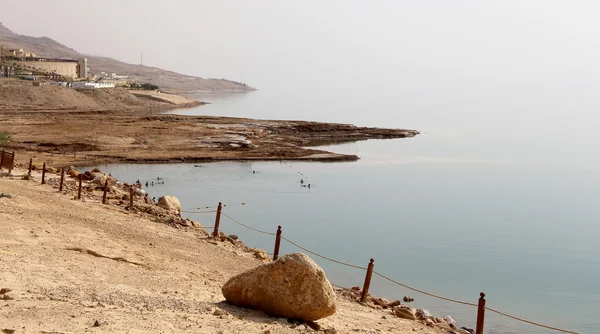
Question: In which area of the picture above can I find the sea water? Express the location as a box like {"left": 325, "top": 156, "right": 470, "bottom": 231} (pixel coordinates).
{"left": 93, "top": 90, "right": 600, "bottom": 333}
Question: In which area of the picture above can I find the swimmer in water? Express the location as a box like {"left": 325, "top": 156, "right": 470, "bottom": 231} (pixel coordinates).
{"left": 300, "top": 179, "right": 304, "bottom": 184}
{"left": 145, "top": 182, "right": 148, "bottom": 187}
{"left": 308, "top": 184, "right": 311, "bottom": 189}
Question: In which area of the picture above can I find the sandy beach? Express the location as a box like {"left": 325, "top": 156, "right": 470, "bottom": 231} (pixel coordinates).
{"left": 0, "top": 166, "right": 452, "bottom": 334}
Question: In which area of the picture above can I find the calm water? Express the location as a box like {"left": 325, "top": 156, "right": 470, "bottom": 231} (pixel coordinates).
{"left": 95, "top": 89, "right": 599, "bottom": 333}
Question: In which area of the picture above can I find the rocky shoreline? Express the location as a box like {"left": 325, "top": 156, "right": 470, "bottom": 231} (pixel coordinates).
{"left": 1, "top": 78, "right": 418, "bottom": 168}
{"left": 7, "top": 163, "right": 474, "bottom": 334}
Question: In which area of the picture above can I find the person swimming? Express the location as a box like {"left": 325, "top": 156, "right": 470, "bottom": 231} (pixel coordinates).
{"left": 300, "top": 179, "right": 304, "bottom": 184}
{"left": 308, "top": 184, "right": 311, "bottom": 189}
{"left": 145, "top": 182, "right": 149, "bottom": 187}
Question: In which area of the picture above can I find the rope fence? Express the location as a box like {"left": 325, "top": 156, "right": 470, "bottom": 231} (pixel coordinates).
{"left": 206, "top": 206, "right": 580, "bottom": 334}
{"left": 221, "top": 212, "right": 276, "bottom": 236}
{"left": 280, "top": 235, "right": 368, "bottom": 270}
{"left": 180, "top": 209, "right": 217, "bottom": 214}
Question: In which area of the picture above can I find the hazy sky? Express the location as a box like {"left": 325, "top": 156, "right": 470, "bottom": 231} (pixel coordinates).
{"left": 3, "top": 0, "right": 600, "bottom": 92}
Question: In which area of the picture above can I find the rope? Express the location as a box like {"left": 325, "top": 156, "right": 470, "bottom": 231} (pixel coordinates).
{"left": 372, "top": 271, "right": 477, "bottom": 307}
{"left": 281, "top": 236, "right": 367, "bottom": 270}
{"left": 180, "top": 209, "right": 217, "bottom": 214}
{"left": 220, "top": 212, "right": 276, "bottom": 236}
{"left": 485, "top": 307, "right": 579, "bottom": 334}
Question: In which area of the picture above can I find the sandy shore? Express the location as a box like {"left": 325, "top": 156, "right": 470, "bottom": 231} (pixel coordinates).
{"left": 0, "top": 78, "right": 418, "bottom": 168}
{"left": 0, "top": 167, "right": 450, "bottom": 334}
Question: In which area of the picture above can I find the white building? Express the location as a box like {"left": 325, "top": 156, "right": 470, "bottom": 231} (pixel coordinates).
{"left": 71, "top": 82, "right": 115, "bottom": 89}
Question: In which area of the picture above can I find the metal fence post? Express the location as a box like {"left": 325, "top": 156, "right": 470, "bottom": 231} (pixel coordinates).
{"left": 360, "top": 259, "right": 375, "bottom": 302}
{"left": 41, "top": 162, "right": 46, "bottom": 184}
{"left": 273, "top": 225, "right": 282, "bottom": 260}
{"left": 77, "top": 174, "right": 83, "bottom": 200}
{"left": 212, "top": 202, "right": 223, "bottom": 237}
{"left": 59, "top": 168, "right": 65, "bottom": 191}
{"left": 476, "top": 292, "right": 486, "bottom": 334}
{"left": 102, "top": 179, "right": 108, "bottom": 204}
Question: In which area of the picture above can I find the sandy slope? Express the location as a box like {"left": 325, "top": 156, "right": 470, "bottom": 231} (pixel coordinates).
{"left": 0, "top": 169, "right": 444, "bottom": 334}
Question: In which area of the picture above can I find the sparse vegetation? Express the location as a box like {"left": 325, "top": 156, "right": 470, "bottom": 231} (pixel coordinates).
{"left": 0, "top": 131, "right": 11, "bottom": 143}
{"left": 129, "top": 82, "right": 160, "bottom": 90}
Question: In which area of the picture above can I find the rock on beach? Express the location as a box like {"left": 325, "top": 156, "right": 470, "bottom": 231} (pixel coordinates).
{"left": 221, "top": 252, "right": 336, "bottom": 321}
{"left": 157, "top": 196, "right": 181, "bottom": 214}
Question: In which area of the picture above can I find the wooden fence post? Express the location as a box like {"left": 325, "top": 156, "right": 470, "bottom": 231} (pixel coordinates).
{"left": 360, "top": 259, "right": 375, "bottom": 302}
{"left": 129, "top": 186, "right": 134, "bottom": 207}
{"left": 212, "top": 202, "right": 223, "bottom": 237}
{"left": 8, "top": 152, "right": 13, "bottom": 175}
{"left": 77, "top": 174, "right": 83, "bottom": 200}
{"left": 476, "top": 292, "right": 486, "bottom": 334}
{"left": 102, "top": 179, "right": 109, "bottom": 204}
{"left": 41, "top": 162, "right": 46, "bottom": 184}
{"left": 59, "top": 168, "right": 65, "bottom": 192}
{"left": 28, "top": 158, "right": 32, "bottom": 176}
{"left": 273, "top": 225, "right": 282, "bottom": 260}
{"left": 0, "top": 149, "right": 3, "bottom": 168}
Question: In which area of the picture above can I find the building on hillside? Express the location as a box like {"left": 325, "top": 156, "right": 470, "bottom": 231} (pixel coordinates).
{"left": 77, "top": 58, "right": 88, "bottom": 79}
{"left": 71, "top": 82, "right": 115, "bottom": 89}
{"left": 0, "top": 48, "right": 36, "bottom": 58}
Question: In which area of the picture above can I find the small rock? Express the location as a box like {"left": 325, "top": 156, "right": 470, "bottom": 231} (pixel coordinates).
{"left": 2, "top": 294, "right": 14, "bottom": 300}
{"left": 381, "top": 315, "right": 387, "bottom": 319}
{"left": 2, "top": 329, "right": 16, "bottom": 334}
{"left": 386, "top": 300, "right": 401, "bottom": 307}
{"left": 213, "top": 309, "right": 226, "bottom": 316}
{"left": 425, "top": 318, "right": 435, "bottom": 326}
{"left": 461, "top": 327, "right": 475, "bottom": 334}
{"left": 0, "top": 288, "right": 12, "bottom": 295}
{"left": 0, "top": 193, "right": 12, "bottom": 199}
{"left": 324, "top": 329, "right": 337, "bottom": 334}
{"left": 93, "top": 320, "right": 102, "bottom": 327}
{"left": 444, "top": 315, "right": 457, "bottom": 328}
{"left": 394, "top": 307, "right": 416, "bottom": 320}
{"left": 416, "top": 309, "right": 432, "bottom": 320}
{"left": 228, "top": 234, "right": 239, "bottom": 240}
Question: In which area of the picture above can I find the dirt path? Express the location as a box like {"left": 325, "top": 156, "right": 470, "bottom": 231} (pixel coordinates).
{"left": 0, "top": 169, "right": 446, "bottom": 334}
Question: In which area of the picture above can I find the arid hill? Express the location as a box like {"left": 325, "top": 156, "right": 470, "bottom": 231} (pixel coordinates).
{"left": 0, "top": 23, "right": 255, "bottom": 93}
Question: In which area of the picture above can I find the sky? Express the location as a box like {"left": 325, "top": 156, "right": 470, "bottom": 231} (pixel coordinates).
{"left": 3, "top": 0, "right": 600, "bottom": 93}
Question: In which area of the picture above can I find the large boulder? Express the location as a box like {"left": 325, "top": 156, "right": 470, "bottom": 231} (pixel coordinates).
{"left": 221, "top": 252, "right": 336, "bottom": 321}
{"left": 157, "top": 196, "right": 181, "bottom": 214}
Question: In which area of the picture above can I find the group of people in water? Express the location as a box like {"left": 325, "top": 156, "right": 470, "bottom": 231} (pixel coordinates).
{"left": 136, "top": 176, "right": 165, "bottom": 188}
{"left": 300, "top": 178, "right": 311, "bottom": 188}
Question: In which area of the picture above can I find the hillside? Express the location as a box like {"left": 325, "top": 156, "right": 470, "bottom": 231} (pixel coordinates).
{"left": 0, "top": 23, "right": 255, "bottom": 93}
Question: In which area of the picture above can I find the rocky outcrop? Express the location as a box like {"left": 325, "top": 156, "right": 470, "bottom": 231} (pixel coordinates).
{"left": 221, "top": 252, "right": 336, "bottom": 321}
{"left": 157, "top": 196, "right": 181, "bottom": 214}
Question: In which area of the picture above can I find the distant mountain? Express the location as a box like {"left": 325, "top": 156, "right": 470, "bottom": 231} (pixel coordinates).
{"left": 0, "top": 22, "right": 255, "bottom": 93}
